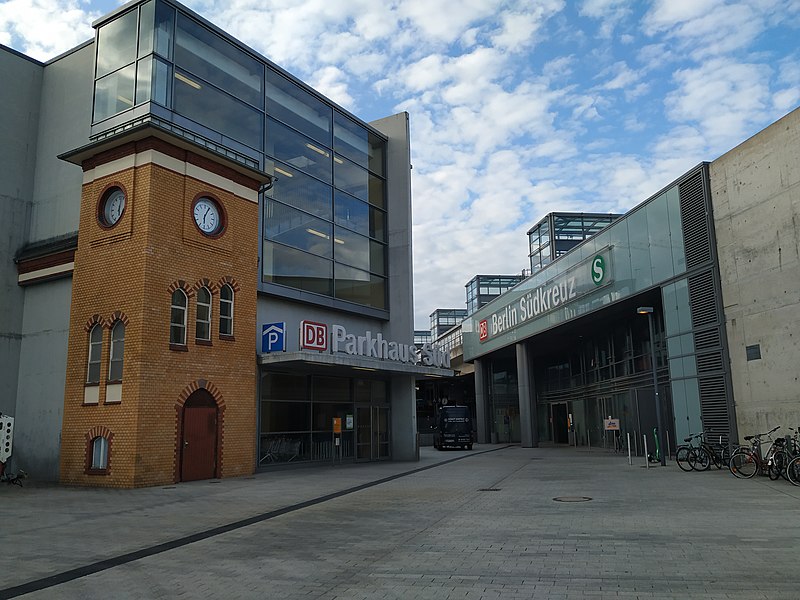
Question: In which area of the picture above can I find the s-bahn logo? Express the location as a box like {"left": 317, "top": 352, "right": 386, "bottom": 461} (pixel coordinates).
{"left": 301, "top": 320, "right": 328, "bottom": 351}
{"left": 591, "top": 254, "right": 606, "bottom": 285}
{"left": 479, "top": 319, "right": 489, "bottom": 342}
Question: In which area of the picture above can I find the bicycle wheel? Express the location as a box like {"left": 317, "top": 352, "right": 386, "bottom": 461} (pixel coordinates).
{"left": 689, "top": 447, "right": 711, "bottom": 471}
{"left": 786, "top": 456, "right": 800, "bottom": 486}
{"left": 730, "top": 450, "right": 759, "bottom": 479}
{"left": 676, "top": 446, "right": 693, "bottom": 471}
{"left": 769, "top": 450, "right": 788, "bottom": 480}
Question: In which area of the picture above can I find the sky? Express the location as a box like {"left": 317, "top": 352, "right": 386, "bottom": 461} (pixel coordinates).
{"left": 2, "top": 0, "right": 800, "bottom": 330}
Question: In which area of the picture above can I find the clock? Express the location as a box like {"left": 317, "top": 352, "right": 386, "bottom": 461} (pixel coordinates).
{"left": 99, "top": 187, "right": 126, "bottom": 227}
{"left": 193, "top": 197, "right": 223, "bottom": 236}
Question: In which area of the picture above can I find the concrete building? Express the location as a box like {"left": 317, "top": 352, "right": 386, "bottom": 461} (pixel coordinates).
{"left": 462, "top": 106, "right": 800, "bottom": 450}
{"left": 1, "top": 0, "right": 450, "bottom": 487}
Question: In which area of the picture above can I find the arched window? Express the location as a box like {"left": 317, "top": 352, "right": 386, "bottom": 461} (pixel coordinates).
{"left": 108, "top": 321, "right": 125, "bottom": 381}
{"left": 196, "top": 287, "right": 212, "bottom": 341}
{"left": 87, "top": 324, "right": 103, "bottom": 384}
{"left": 91, "top": 436, "right": 108, "bottom": 470}
{"left": 170, "top": 289, "right": 188, "bottom": 345}
{"left": 219, "top": 284, "right": 234, "bottom": 336}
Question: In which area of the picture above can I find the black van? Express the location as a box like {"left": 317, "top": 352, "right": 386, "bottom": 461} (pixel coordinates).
{"left": 433, "top": 405, "right": 473, "bottom": 450}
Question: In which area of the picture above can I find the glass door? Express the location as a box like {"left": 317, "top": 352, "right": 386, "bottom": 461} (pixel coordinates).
{"left": 356, "top": 405, "right": 391, "bottom": 461}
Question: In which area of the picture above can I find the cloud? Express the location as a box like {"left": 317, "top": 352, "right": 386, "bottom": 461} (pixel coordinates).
{"left": 0, "top": 0, "right": 98, "bottom": 61}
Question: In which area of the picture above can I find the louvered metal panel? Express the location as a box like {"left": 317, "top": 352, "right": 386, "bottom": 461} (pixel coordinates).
{"left": 696, "top": 351, "right": 724, "bottom": 373}
{"left": 699, "top": 374, "right": 730, "bottom": 444}
{"left": 693, "top": 328, "right": 720, "bottom": 352}
{"left": 688, "top": 270, "right": 717, "bottom": 328}
{"left": 679, "top": 171, "right": 712, "bottom": 269}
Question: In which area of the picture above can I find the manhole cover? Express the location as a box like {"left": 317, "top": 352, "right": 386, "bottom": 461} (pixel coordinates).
{"left": 478, "top": 488, "right": 501, "bottom": 492}
{"left": 553, "top": 496, "right": 592, "bottom": 502}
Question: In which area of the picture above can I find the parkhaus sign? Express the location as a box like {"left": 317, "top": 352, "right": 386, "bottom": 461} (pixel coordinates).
{"left": 479, "top": 248, "right": 613, "bottom": 343}
{"left": 263, "top": 320, "right": 451, "bottom": 368}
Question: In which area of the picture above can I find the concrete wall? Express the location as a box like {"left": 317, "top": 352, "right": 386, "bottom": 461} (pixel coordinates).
{"left": 0, "top": 48, "right": 42, "bottom": 419}
{"left": 29, "top": 43, "right": 93, "bottom": 242}
{"left": 12, "top": 277, "right": 72, "bottom": 479}
{"left": 711, "top": 106, "right": 800, "bottom": 438}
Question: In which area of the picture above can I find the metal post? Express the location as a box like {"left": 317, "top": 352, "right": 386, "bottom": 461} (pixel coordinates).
{"left": 644, "top": 435, "right": 649, "bottom": 469}
{"left": 639, "top": 307, "right": 667, "bottom": 467}
{"left": 627, "top": 432, "right": 632, "bottom": 465}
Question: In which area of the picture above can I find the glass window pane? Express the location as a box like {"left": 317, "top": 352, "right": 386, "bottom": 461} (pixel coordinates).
{"left": 109, "top": 322, "right": 125, "bottom": 381}
{"left": 334, "top": 191, "right": 368, "bottom": 236}
{"left": 93, "top": 64, "right": 136, "bottom": 122}
{"left": 261, "top": 372, "right": 308, "bottom": 401}
{"left": 334, "top": 112, "right": 385, "bottom": 176}
{"left": 138, "top": 1, "right": 154, "bottom": 58}
{"left": 260, "top": 400, "right": 310, "bottom": 433}
{"left": 152, "top": 57, "right": 171, "bottom": 106}
{"left": 334, "top": 192, "right": 385, "bottom": 241}
{"left": 92, "top": 437, "right": 108, "bottom": 469}
{"left": 266, "top": 69, "right": 332, "bottom": 146}
{"left": 96, "top": 9, "right": 138, "bottom": 78}
{"left": 369, "top": 240, "right": 385, "bottom": 276}
{"left": 266, "top": 117, "right": 332, "bottom": 183}
{"left": 334, "top": 155, "right": 384, "bottom": 208}
{"left": 265, "top": 200, "right": 332, "bottom": 258}
{"left": 333, "top": 226, "right": 369, "bottom": 271}
{"left": 219, "top": 285, "right": 233, "bottom": 336}
{"left": 174, "top": 13, "right": 263, "bottom": 108}
{"left": 312, "top": 402, "right": 352, "bottom": 431}
{"left": 334, "top": 264, "right": 386, "bottom": 309}
{"left": 267, "top": 159, "right": 332, "bottom": 219}
{"left": 263, "top": 241, "right": 333, "bottom": 296}
{"left": 154, "top": 1, "right": 174, "bottom": 59}
{"left": 173, "top": 68, "right": 263, "bottom": 150}
{"left": 135, "top": 56, "right": 151, "bottom": 105}
{"left": 312, "top": 376, "right": 350, "bottom": 402}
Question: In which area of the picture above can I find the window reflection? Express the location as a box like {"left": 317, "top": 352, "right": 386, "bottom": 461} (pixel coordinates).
{"left": 265, "top": 199, "right": 332, "bottom": 258}
{"left": 334, "top": 155, "right": 385, "bottom": 208}
{"left": 266, "top": 117, "right": 332, "bottom": 183}
{"left": 175, "top": 13, "right": 263, "bottom": 109}
{"left": 96, "top": 9, "right": 137, "bottom": 78}
{"left": 267, "top": 69, "right": 332, "bottom": 146}
{"left": 333, "top": 227, "right": 385, "bottom": 275}
{"left": 334, "top": 191, "right": 385, "bottom": 241}
{"left": 334, "top": 112, "right": 385, "bottom": 176}
{"left": 263, "top": 241, "right": 333, "bottom": 296}
{"left": 334, "top": 264, "right": 386, "bottom": 309}
{"left": 94, "top": 64, "right": 136, "bottom": 122}
{"left": 267, "top": 159, "right": 332, "bottom": 219}
{"left": 173, "top": 68, "right": 263, "bottom": 150}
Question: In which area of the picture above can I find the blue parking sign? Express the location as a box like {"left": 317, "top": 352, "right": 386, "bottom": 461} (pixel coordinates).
{"left": 262, "top": 322, "right": 285, "bottom": 352}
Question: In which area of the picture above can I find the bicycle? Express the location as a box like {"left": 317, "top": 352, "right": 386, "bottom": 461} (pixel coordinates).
{"left": 675, "top": 433, "right": 702, "bottom": 472}
{"left": 781, "top": 428, "right": 800, "bottom": 485}
{"left": 675, "top": 432, "right": 731, "bottom": 471}
{"left": 729, "top": 426, "right": 781, "bottom": 479}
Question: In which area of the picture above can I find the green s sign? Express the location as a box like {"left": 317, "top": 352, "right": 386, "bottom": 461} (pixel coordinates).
{"left": 591, "top": 255, "right": 605, "bottom": 285}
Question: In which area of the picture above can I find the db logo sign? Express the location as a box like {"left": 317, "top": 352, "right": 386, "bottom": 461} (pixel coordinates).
{"left": 479, "top": 319, "right": 488, "bottom": 342}
{"left": 301, "top": 321, "right": 328, "bottom": 351}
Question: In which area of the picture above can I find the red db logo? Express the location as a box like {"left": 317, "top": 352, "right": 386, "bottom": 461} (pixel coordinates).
{"left": 301, "top": 321, "right": 328, "bottom": 351}
{"left": 479, "top": 319, "right": 488, "bottom": 342}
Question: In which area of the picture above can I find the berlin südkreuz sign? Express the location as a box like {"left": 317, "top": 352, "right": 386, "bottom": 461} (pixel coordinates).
{"left": 481, "top": 247, "right": 613, "bottom": 342}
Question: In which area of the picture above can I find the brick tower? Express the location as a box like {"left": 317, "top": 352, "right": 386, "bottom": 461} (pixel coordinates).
{"left": 59, "top": 133, "right": 267, "bottom": 488}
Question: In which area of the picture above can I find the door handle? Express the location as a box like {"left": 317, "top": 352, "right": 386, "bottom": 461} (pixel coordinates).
{"left": 184, "top": 441, "right": 189, "bottom": 447}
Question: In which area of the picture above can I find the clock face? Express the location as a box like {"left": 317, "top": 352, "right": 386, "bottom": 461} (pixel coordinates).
{"left": 100, "top": 188, "right": 125, "bottom": 227}
{"left": 193, "top": 197, "right": 222, "bottom": 236}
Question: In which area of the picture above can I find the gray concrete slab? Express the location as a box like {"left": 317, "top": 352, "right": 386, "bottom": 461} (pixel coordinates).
{"left": 2, "top": 445, "right": 800, "bottom": 599}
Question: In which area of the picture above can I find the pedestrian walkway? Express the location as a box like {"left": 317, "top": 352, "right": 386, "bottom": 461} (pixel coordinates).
{"left": 2, "top": 445, "right": 799, "bottom": 599}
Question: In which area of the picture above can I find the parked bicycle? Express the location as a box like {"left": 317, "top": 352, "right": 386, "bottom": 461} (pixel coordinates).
{"left": 729, "top": 426, "right": 782, "bottom": 479}
{"left": 676, "top": 432, "right": 732, "bottom": 471}
{"left": 780, "top": 428, "right": 800, "bottom": 485}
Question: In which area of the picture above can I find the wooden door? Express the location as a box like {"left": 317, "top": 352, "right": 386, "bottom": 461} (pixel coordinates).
{"left": 181, "top": 391, "right": 217, "bottom": 481}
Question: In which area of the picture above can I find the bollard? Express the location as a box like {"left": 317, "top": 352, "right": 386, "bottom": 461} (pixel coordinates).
{"left": 644, "top": 435, "right": 649, "bottom": 469}
{"left": 627, "top": 432, "right": 632, "bottom": 466}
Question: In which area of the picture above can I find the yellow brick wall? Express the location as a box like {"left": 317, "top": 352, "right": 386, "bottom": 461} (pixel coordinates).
{"left": 60, "top": 151, "right": 258, "bottom": 488}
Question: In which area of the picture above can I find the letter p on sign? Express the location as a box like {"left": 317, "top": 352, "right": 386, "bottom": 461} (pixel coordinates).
{"left": 301, "top": 321, "right": 328, "bottom": 351}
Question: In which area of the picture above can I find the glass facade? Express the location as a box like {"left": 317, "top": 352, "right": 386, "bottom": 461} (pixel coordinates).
{"left": 259, "top": 372, "right": 389, "bottom": 465}
{"left": 528, "top": 213, "right": 621, "bottom": 274}
{"left": 465, "top": 274, "right": 526, "bottom": 315}
{"left": 429, "top": 308, "right": 467, "bottom": 339}
{"left": 467, "top": 168, "right": 728, "bottom": 448}
{"left": 92, "top": 0, "right": 389, "bottom": 312}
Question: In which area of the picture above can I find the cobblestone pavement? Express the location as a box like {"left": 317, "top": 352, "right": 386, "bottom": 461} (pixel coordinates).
{"left": 2, "top": 445, "right": 800, "bottom": 599}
